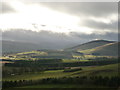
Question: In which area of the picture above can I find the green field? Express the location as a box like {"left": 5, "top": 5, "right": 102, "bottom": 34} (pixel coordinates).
{"left": 3, "top": 63, "right": 119, "bottom": 81}
{"left": 71, "top": 63, "right": 119, "bottom": 77}
{"left": 62, "top": 59, "right": 89, "bottom": 62}
{"left": 19, "top": 84, "right": 110, "bottom": 88}
{"left": 3, "top": 70, "right": 70, "bottom": 81}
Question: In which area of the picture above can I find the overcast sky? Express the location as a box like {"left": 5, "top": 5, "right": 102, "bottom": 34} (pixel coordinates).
{"left": 0, "top": 1, "right": 118, "bottom": 49}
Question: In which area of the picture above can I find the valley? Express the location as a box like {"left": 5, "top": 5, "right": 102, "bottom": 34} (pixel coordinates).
{"left": 1, "top": 40, "right": 119, "bottom": 89}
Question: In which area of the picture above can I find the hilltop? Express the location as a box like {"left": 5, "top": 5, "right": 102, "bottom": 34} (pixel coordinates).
{"left": 65, "top": 40, "right": 116, "bottom": 51}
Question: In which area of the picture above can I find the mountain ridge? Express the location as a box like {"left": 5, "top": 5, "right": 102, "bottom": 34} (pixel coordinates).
{"left": 2, "top": 39, "right": 118, "bottom": 57}
{"left": 65, "top": 40, "right": 116, "bottom": 51}
{"left": 79, "top": 42, "right": 119, "bottom": 56}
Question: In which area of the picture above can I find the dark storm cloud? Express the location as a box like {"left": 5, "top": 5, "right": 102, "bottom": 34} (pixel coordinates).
{"left": 0, "top": 2, "right": 16, "bottom": 13}
{"left": 81, "top": 19, "right": 118, "bottom": 31}
{"left": 2, "top": 30, "right": 82, "bottom": 49}
{"left": 39, "top": 2, "right": 118, "bottom": 17}
{"left": 70, "top": 32, "right": 118, "bottom": 41}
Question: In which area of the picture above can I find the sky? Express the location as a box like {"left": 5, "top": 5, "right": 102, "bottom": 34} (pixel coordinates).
{"left": 0, "top": 0, "right": 119, "bottom": 49}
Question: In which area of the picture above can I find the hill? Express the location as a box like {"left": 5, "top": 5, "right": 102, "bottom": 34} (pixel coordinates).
{"left": 80, "top": 42, "right": 119, "bottom": 56}
{"left": 2, "top": 49, "right": 73, "bottom": 59}
{"left": 2, "top": 40, "right": 42, "bottom": 54}
{"left": 2, "top": 39, "right": 118, "bottom": 57}
{"left": 65, "top": 40, "right": 115, "bottom": 51}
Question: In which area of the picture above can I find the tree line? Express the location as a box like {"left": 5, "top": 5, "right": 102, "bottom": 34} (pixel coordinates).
{"left": 2, "top": 76, "right": 120, "bottom": 88}
{"left": 4, "top": 58, "right": 119, "bottom": 67}
{"left": 2, "top": 66, "right": 64, "bottom": 77}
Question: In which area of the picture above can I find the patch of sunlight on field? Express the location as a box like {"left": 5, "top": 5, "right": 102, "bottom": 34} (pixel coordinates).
{"left": 44, "top": 70, "right": 64, "bottom": 73}
{"left": 16, "top": 51, "right": 40, "bottom": 55}
{"left": 2, "top": 50, "right": 60, "bottom": 61}
{"left": 3, "top": 70, "right": 72, "bottom": 81}
{"left": 62, "top": 59, "right": 89, "bottom": 63}
{"left": 80, "top": 48, "right": 96, "bottom": 54}
{"left": 73, "top": 55, "right": 96, "bottom": 58}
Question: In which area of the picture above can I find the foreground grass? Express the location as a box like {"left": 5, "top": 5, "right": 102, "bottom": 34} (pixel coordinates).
{"left": 18, "top": 84, "right": 110, "bottom": 88}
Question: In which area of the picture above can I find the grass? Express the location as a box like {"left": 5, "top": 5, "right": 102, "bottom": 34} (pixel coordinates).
{"left": 79, "top": 43, "right": 118, "bottom": 56}
{"left": 19, "top": 84, "right": 110, "bottom": 88}
{"left": 3, "top": 70, "right": 71, "bottom": 81}
{"left": 2, "top": 50, "right": 48, "bottom": 60}
{"left": 73, "top": 54, "right": 96, "bottom": 59}
{"left": 80, "top": 49, "right": 96, "bottom": 54}
{"left": 73, "top": 54, "right": 115, "bottom": 59}
{"left": 62, "top": 59, "right": 89, "bottom": 62}
{"left": 3, "top": 63, "right": 119, "bottom": 81}
{"left": 16, "top": 51, "right": 47, "bottom": 55}
{"left": 70, "top": 63, "right": 119, "bottom": 77}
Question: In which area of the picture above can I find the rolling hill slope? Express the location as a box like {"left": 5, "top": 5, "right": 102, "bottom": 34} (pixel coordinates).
{"left": 80, "top": 42, "right": 119, "bottom": 56}
{"left": 2, "top": 39, "right": 118, "bottom": 57}
{"left": 66, "top": 40, "right": 115, "bottom": 51}
{"left": 2, "top": 40, "right": 42, "bottom": 54}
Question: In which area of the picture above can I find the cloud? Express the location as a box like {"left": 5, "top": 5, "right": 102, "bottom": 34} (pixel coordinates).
{"left": 0, "top": 1, "right": 118, "bottom": 46}
{"left": 2, "top": 29, "right": 118, "bottom": 49}
{"left": 81, "top": 19, "right": 118, "bottom": 32}
{"left": 1, "top": 2, "right": 16, "bottom": 13}
{"left": 38, "top": 2, "right": 118, "bottom": 33}
{"left": 0, "top": 2, "right": 118, "bottom": 33}
{"left": 70, "top": 32, "right": 118, "bottom": 41}
{"left": 2, "top": 29, "right": 81, "bottom": 49}
{"left": 39, "top": 2, "right": 118, "bottom": 18}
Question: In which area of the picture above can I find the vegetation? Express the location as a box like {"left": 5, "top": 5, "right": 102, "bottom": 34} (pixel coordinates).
{"left": 1, "top": 40, "right": 119, "bottom": 89}
{"left": 3, "top": 63, "right": 119, "bottom": 81}
{"left": 63, "top": 67, "right": 82, "bottom": 72}
{"left": 2, "top": 40, "right": 42, "bottom": 55}
{"left": 2, "top": 76, "right": 120, "bottom": 89}
{"left": 18, "top": 84, "right": 111, "bottom": 88}
{"left": 80, "top": 43, "right": 119, "bottom": 56}
{"left": 66, "top": 40, "right": 115, "bottom": 51}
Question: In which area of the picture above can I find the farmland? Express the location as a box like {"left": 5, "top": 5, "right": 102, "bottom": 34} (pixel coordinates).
{"left": 3, "top": 63, "right": 119, "bottom": 81}
{"left": 1, "top": 40, "right": 119, "bottom": 89}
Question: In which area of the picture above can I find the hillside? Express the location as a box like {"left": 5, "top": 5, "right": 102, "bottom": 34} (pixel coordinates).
{"left": 80, "top": 42, "right": 119, "bottom": 56}
{"left": 2, "top": 50, "right": 73, "bottom": 59}
{"left": 66, "top": 40, "right": 115, "bottom": 51}
{"left": 2, "top": 40, "right": 42, "bottom": 54}
{"left": 2, "top": 39, "right": 118, "bottom": 57}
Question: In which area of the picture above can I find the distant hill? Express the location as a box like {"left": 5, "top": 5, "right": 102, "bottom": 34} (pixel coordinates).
{"left": 80, "top": 42, "right": 119, "bottom": 56}
{"left": 65, "top": 40, "right": 116, "bottom": 51}
{"left": 2, "top": 40, "right": 73, "bottom": 58}
{"left": 2, "top": 39, "right": 118, "bottom": 57}
{"left": 2, "top": 40, "right": 42, "bottom": 54}
{"left": 7, "top": 50, "right": 73, "bottom": 59}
